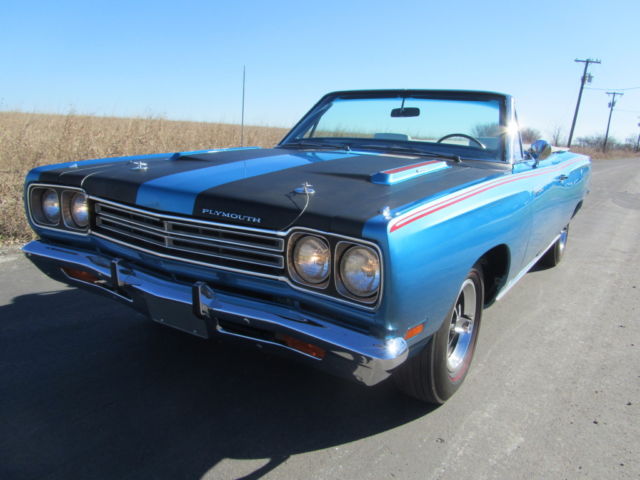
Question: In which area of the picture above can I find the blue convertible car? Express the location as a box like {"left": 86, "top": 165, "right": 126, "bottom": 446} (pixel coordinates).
{"left": 22, "top": 90, "right": 591, "bottom": 403}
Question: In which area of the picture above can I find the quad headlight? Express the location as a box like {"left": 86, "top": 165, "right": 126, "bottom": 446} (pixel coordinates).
{"left": 70, "top": 192, "right": 89, "bottom": 228}
{"left": 339, "top": 245, "right": 381, "bottom": 298}
{"left": 41, "top": 189, "right": 61, "bottom": 224}
{"left": 288, "top": 231, "right": 382, "bottom": 306}
{"left": 292, "top": 235, "right": 330, "bottom": 285}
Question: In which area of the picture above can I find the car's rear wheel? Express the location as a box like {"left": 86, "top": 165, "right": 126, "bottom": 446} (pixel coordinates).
{"left": 538, "top": 225, "right": 569, "bottom": 268}
{"left": 394, "top": 265, "right": 484, "bottom": 404}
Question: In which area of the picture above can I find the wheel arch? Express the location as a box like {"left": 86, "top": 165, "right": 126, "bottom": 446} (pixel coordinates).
{"left": 476, "top": 244, "right": 510, "bottom": 307}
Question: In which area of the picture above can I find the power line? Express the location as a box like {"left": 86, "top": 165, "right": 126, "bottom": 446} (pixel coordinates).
{"left": 568, "top": 58, "right": 601, "bottom": 148}
{"left": 586, "top": 86, "right": 640, "bottom": 91}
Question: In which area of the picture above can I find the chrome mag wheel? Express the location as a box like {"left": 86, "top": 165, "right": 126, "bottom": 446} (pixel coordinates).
{"left": 447, "top": 278, "right": 477, "bottom": 374}
{"left": 558, "top": 226, "right": 568, "bottom": 256}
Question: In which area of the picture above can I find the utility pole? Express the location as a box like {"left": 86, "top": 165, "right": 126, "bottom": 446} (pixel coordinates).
{"left": 635, "top": 121, "right": 640, "bottom": 152}
{"left": 603, "top": 91, "right": 623, "bottom": 152}
{"left": 240, "top": 65, "right": 246, "bottom": 147}
{"left": 567, "top": 58, "right": 601, "bottom": 148}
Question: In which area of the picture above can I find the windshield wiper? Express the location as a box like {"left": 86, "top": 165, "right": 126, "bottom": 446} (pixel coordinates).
{"left": 281, "top": 140, "right": 351, "bottom": 151}
{"left": 357, "top": 144, "right": 462, "bottom": 163}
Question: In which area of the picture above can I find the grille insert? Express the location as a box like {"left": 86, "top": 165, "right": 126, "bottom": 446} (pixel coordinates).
{"left": 92, "top": 201, "right": 285, "bottom": 274}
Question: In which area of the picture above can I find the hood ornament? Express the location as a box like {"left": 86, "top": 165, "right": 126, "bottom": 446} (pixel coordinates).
{"left": 129, "top": 160, "right": 148, "bottom": 171}
{"left": 294, "top": 182, "right": 315, "bottom": 195}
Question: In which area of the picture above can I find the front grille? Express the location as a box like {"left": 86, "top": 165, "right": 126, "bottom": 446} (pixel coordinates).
{"left": 92, "top": 200, "right": 285, "bottom": 275}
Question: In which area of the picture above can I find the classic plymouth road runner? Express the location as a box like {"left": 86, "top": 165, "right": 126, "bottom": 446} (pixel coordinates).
{"left": 22, "top": 90, "right": 591, "bottom": 403}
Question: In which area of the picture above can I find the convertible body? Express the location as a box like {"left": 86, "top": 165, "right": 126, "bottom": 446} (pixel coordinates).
{"left": 22, "top": 90, "right": 591, "bottom": 401}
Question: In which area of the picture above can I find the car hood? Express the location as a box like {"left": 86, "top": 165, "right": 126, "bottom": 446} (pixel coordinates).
{"left": 35, "top": 147, "right": 509, "bottom": 236}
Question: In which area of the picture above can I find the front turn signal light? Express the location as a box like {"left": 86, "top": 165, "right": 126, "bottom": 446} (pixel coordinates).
{"left": 278, "top": 334, "right": 326, "bottom": 359}
{"left": 404, "top": 323, "right": 425, "bottom": 340}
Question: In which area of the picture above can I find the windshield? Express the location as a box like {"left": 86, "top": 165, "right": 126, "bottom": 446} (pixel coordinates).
{"left": 283, "top": 94, "right": 506, "bottom": 161}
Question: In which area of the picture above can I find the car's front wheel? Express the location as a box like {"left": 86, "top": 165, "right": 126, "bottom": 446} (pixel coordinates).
{"left": 394, "top": 264, "right": 484, "bottom": 404}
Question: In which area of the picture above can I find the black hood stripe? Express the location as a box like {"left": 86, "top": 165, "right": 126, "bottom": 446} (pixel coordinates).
{"left": 81, "top": 149, "right": 285, "bottom": 204}
{"left": 192, "top": 151, "right": 505, "bottom": 236}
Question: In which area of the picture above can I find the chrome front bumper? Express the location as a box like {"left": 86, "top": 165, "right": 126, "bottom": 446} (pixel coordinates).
{"left": 22, "top": 240, "right": 408, "bottom": 386}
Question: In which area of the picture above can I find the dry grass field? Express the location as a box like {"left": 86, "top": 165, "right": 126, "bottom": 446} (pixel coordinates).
{"left": 0, "top": 111, "right": 287, "bottom": 245}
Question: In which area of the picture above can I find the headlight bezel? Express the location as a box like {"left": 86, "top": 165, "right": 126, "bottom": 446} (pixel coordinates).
{"left": 62, "top": 191, "right": 89, "bottom": 230}
{"left": 286, "top": 228, "right": 383, "bottom": 308}
{"left": 288, "top": 233, "right": 332, "bottom": 289}
{"left": 336, "top": 243, "right": 381, "bottom": 301}
{"left": 27, "top": 184, "right": 90, "bottom": 235}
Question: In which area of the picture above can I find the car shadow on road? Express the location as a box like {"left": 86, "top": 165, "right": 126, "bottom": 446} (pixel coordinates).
{"left": 0, "top": 288, "right": 433, "bottom": 480}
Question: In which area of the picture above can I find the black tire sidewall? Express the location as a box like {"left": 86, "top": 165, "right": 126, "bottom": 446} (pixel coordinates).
{"left": 430, "top": 266, "right": 484, "bottom": 402}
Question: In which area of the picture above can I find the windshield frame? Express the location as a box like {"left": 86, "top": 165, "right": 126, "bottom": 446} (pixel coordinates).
{"left": 279, "top": 90, "right": 514, "bottom": 163}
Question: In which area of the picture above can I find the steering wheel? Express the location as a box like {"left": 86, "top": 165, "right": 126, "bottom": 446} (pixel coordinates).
{"left": 436, "top": 133, "right": 486, "bottom": 150}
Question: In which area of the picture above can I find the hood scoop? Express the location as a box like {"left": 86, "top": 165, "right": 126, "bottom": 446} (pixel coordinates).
{"left": 370, "top": 160, "right": 449, "bottom": 185}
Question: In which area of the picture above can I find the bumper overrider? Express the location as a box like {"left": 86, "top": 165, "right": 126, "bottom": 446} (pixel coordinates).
{"left": 22, "top": 240, "right": 408, "bottom": 386}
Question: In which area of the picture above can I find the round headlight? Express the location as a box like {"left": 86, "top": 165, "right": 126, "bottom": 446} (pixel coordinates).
{"left": 70, "top": 192, "right": 89, "bottom": 228}
{"left": 339, "top": 246, "right": 381, "bottom": 298}
{"left": 41, "top": 189, "right": 60, "bottom": 224}
{"left": 292, "top": 235, "right": 330, "bottom": 284}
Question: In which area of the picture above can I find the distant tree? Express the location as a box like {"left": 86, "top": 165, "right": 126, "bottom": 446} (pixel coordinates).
{"left": 575, "top": 135, "right": 622, "bottom": 150}
{"left": 623, "top": 135, "right": 639, "bottom": 151}
{"left": 472, "top": 122, "right": 501, "bottom": 137}
{"left": 549, "top": 125, "right": 564, "bottom": 146}
{"left": 520, "top": 127, "right": 542, "bottom": 144}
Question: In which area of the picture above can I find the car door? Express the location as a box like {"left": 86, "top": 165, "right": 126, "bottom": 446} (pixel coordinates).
{"left": 519, "top": 154, "right": 588, "bottom": 263}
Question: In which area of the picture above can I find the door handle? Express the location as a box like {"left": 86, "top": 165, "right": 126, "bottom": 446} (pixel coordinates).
{"left": 557, "top": 174, "right": 569, "bottom": 182}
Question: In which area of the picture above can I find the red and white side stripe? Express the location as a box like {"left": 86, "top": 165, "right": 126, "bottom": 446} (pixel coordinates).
{"left": 389, "top": 158, "right": 588, "bottom": 233}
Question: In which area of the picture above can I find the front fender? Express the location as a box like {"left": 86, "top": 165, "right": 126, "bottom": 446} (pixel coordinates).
{"left": 365, "top": 188, "right": 532, "bottom": 340}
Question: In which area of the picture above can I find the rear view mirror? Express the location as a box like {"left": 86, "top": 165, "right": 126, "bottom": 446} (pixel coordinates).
{"left": 390, "top": 107, "right": 420, "bottom": 118}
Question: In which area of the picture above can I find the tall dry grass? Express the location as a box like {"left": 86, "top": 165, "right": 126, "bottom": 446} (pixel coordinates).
{"left": 0, "top": 111, "right": 287, "bottom": 245}
{"left": 567, "top": 146, "right": 639, "bottom": 160}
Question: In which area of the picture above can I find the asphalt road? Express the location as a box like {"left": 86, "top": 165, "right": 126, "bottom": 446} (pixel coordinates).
{"left": 1, "top": 158, "right": 638, "bottom": 480}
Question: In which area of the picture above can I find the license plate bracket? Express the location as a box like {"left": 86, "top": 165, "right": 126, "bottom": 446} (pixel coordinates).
{"left": 146, "top": 295, "right": 209, "bottom": 339}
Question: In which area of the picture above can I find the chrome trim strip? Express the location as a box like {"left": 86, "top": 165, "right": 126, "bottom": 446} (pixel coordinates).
{"left": 165, "top": 239, "right": 284, "bottom": 269}
{"left": 167, "top": 220, "right": 284, "bottom": 252}
{"left": 94, "top": 203, "right": 162, "bottom": 224}
{"left": 95, "top": 220, "right": 166, "bottom": 245}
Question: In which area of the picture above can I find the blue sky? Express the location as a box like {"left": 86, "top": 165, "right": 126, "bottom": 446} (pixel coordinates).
{"left": 2, "top": 0, "right": 639, "bottom": 143}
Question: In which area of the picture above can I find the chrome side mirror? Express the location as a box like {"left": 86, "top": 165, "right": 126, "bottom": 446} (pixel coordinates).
{"left": 528, "top": 139, "right": 552, "bottom": 164}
